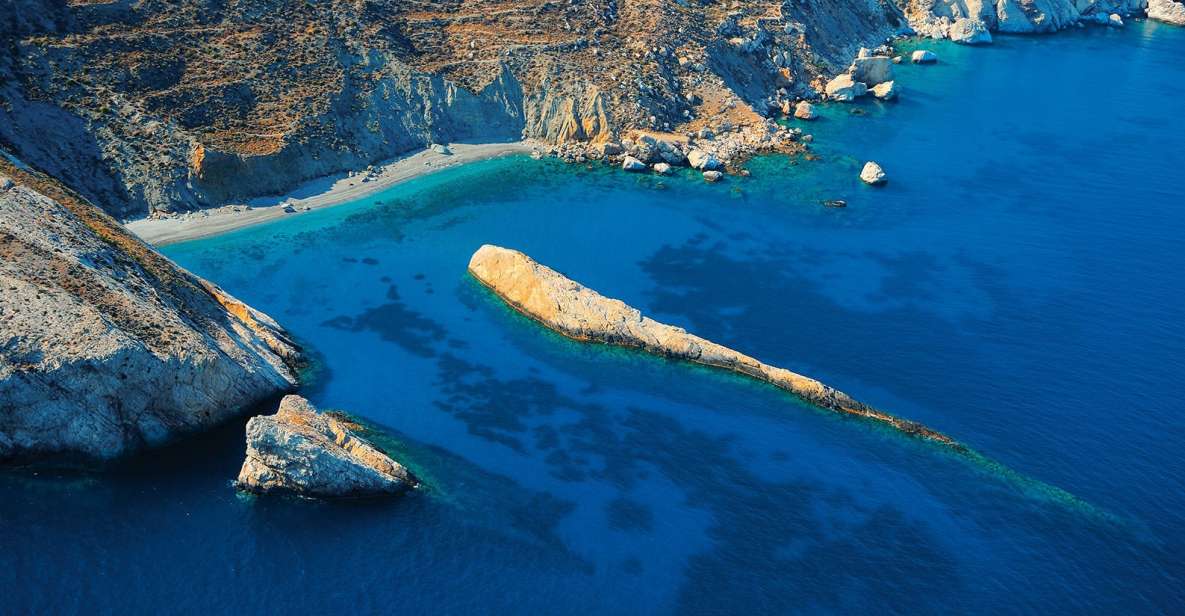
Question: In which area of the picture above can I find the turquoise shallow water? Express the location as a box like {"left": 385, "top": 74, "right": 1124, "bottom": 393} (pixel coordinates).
{"left": 5, "top": 22, "right": 1185, "bottom": 613}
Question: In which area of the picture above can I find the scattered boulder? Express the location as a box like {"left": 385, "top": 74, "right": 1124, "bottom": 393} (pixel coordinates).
{"left": 1148, "top": 0, "right": 1185, "bottom": 25}
{"left": 653, "top": 162, "right": 673, "bottom": 175}
{"left": 825, "top": 74, "right": 868, "bottom": 101}
{"left": 622, "top": 156, "right": 647, "bottom": 172}
{"left": 1108, "top": 13, "right": 1124, "bottom": 26}
{"left": 850, "top": 53, "right": 894, "bottom": 86}
{"left": 703, "top": 170, "right": 724, "bottom": 182}
{"left": 950, "top": 18, "right": 993, "bottom": 44}
{"left": 794, "top": 101, "right": 817, "bottom": 120}
{"left": 430, "top": 143, "right": 452, "bottom": 155}
{"left": 911, "top": 50, "right": 938, "bottom": 64}
{"left": 688, "top": 149, "right": 723, "bottom": 171}
{"left": 236, "top": 395, "right": 416, "bottom": 498}
{"left": 860, "top": 161, "right": 887, "bottom": 185}
{"left": 871, "top": 81, "right": 897, "bottom": 100}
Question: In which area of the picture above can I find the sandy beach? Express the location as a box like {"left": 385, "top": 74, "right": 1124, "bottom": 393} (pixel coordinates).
{"left": 125, "top": 141, "right": 538, "bottom": 246}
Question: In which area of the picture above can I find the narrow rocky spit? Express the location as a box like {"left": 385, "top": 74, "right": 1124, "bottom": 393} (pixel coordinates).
{"left": 467, "top": 244, "right": 964, "bottom": 452}
{"left": 0, "top": 159, "right": 301, "bottom": 463}
{"left": 236, "top": 395, "right": 416, "bottom": 498}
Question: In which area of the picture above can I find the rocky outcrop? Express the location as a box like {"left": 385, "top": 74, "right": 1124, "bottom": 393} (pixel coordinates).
{"left": 0, "top": 155, "right": 300, "bottom": 463}
{"left": 850, "top": 50, "right": 895, "bottom": 86}
{"left": 1148, "top": 0, "right": 1185, "bottom": 24}
{"left": 825, "top": 74, "right": 869, "bottom": 101}
{"left": 467, "top": 244, "right": 964, "bottom": 451}
{"left": 950, "top": 18, "right": 994, "bottom": 43}
{"left": 861, "top": 161, "right": 888, "bottom": 184}
{"left": 912, "top": 50, "right": 939, "bottom": 64}
{"left": 236, "top": 395, "right": 415, "bottom": 498}
{"left": 871, "top": 81, "right": 898, "bottom": 100}
{"left": 905, "top": 0, "right": 1147, "bottom": 39}
{"left": 794, "top": 101, "right": 818, "bottom": 120}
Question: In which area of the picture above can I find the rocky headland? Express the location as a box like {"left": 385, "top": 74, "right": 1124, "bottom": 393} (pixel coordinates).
{"left": 0, "top": 152, "right": 300, "bottom": 463}
{"left": 467, "top": 244, "right": 965, "bottom": 451}
{"left": 6, "top": 0, "right": 1178, "bottom": 225}
{"left": 236, "top": 395, "right": 416, "bottom": 498}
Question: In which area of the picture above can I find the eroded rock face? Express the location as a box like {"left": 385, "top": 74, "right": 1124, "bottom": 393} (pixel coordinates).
{"left": 0, "top": 159, "right": 300, "bottom": 463}
{"left": 236, "top": 395, "right": 415, "bottom": 498}
{"left": 1148, "top": 0, "right": 1185, "bottom": 24}
{"left": 950, "top": 18, "right": 994, "bottom": 44}
{"left": 467, "top": 244, "right": 964, "bottom": 450}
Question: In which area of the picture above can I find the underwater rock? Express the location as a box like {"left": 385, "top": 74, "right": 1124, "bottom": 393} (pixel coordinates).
{"left": 860, "top": 161, "right": 887, "bottom": 185}
{"left": 236, "top": 395, "right": 416, "bottom": 498}
{"left": 467, "top": 244, "right": 963, "bottom": 450}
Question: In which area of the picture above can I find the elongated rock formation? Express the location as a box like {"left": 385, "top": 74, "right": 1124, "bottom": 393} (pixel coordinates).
{"left": 468, "top": 244, "right": 964, "bottom": 451}
{"left": 236, "top": 395, "right": 416, "bottom": 498}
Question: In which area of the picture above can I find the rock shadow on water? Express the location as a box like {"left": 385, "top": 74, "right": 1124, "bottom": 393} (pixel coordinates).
{"left": 321, "top": 284, "right": 447, "bottom": 357}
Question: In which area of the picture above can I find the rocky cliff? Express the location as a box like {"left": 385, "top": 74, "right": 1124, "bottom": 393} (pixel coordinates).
{"left": 0, "top": 152, "right": 300, "bottom": 463}
{"left": 1, "top": 0, "right": 1174, "bottom": 220}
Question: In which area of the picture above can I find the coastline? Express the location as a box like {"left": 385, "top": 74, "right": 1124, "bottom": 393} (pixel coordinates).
{"left": 125, "top": 141, "right": 538, "bottom": 246}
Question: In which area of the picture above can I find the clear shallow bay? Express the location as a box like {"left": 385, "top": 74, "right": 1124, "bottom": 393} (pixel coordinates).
{"left": 5, "top": 22, "right": 1185, "bottom": 614}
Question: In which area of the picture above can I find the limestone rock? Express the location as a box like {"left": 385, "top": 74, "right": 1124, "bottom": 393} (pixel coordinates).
{"left": 236, "top": 395, "right": 415, "bottom": 498}
{"left": 688, "top": 149, "right": 723, "bottom": 171}
{"left": 950, "top": 18, "right": 993, "bottom": 44}
{"left": 825, "top": 74, "right": 868, "bottom": 102}
{"left": 467, "top": 245, "right": 963, "bottom": 450}
{"left": 430, "top": 143, "right": 452, "bottom": 155}
{"left": 703, "top": 170, "right": 724, "bottom": 182}
{"left": 653, "top": 162, "right": 673, "bottom": 175}
{"left": 912, "top": 50, "right": 939, "bottom": 64}
{"left": 871, "top": 81, "right": 897, "bottom": 100}
{"left": 0, "top": 164, "right": 300, "bottom": 463}
{"left": 850, "top": 54, "right": 894, "bottom": 86}
{"left": 1148, "top": 0, "right": 1185, "bottom": 25}
{"left": 622, "top": 155, "right": 647, "bottom": 172}
{"left": 794, "top": 101, "right": 817, "bottom": 120}
{"left": 1108, "top": 13, "right": 1124, "bottom": 26}
{"left": 860, "top": 161, "right": 887, "bottom": 185}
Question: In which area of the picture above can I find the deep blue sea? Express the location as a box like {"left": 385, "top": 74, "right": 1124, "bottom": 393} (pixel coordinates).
{"left": 5, "top": 22, "right": 1185, "bottom": 614}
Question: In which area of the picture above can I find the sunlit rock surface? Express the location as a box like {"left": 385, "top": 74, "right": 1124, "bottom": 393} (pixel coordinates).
{"left": 236, "top": 395, "right": 416, "bottom": 498}
{"left": 467, "top": 244, "right": 963, "bottom": 450}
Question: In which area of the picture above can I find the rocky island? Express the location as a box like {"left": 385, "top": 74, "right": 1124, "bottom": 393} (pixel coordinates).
{"left": 467, "top": 244, "right": 964, "bottom": 451}
{"left": 236, "top": 395, "right": 416, "bottom": 498}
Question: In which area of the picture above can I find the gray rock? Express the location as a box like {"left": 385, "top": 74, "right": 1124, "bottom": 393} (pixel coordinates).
{"left": 688, "top": 149, "right": 722, "bottom": 170}
{"left": 653, "top": 162, "right": 673, "bottom": 175}
{"left": 950, "top": 18, "right": 993, "bottom": 44}
{"left": 870, "top": 81, "right": 897, "bottom": 100}
{"left": 824, "top": 74, "right": 868, "bottom": 101}
{"left": 911, "top": 50, "right": 938, "bottom": 64}
{"left": 0, "top": 174, "right": 299, "bottom": 462}
{"left": 621, "top": 155, "right": 647, "bottom": 172}
{"left": 236, "top": 395, "right": 416, "bottom": 498}
{"left": 430, "top": 143, "right": 452, "bottom": 155}
{"left": 702, "top": 170, "right": 724, "bottom": 182}
{"left": 850, "top": 54, "right": 894, "bottom": 86}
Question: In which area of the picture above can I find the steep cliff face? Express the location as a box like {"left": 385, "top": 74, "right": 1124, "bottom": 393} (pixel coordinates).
{"left": 0, "top": 153, "right": 301, "bottom": 463}
{"left": 905, "top": 0, "right": 1147, "bottom": 37}
{"left": 0, "top": 0, "right": 904, "bottom": 218}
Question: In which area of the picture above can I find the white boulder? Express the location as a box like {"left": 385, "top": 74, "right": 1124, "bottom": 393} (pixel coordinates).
{"left": 911, "top": 50, "right": 938, "bottom": 64}
{"left": 622, "top": 156, "right": 647, "bottom": 172}
{"left": 871, "top": 81, "right": 897, "bottom": 100}
{"left": 688, "top": 149, "right": 723, "bottom": 171}
{"left": 825, "top": 74, "right": 868, "bottom": 101}
{"left": 653, "top": 162, "right": 673, "bottom": 175}
{"left": 850, "top": 54, "right": 894, "bottom": 86}
{"left": 860, "top": 161, "right": 887, "bottom": 185}
{"left": 703, "top": 170, "right": 724, "bottom": 182}
{"left": 794, "top": 101, "right": 816, "bottom": 120}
